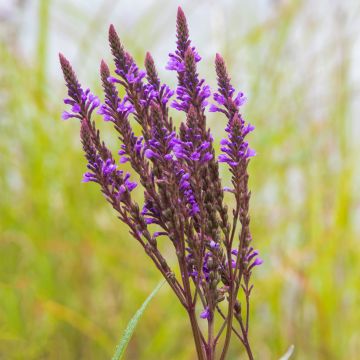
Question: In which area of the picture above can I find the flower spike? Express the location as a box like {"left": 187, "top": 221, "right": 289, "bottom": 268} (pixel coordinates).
{"left": 60, "top": 8, "right": 260, "bottom": 360}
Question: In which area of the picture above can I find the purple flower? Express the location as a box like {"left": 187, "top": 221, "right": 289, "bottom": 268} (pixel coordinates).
{"left": 125, "top": 180, "right": 138, "bottom": 192}
{"left": 167, "top": 22, "right": 211, "bottom": 112}
{"left": 134, "top": 137, "right": 144, "bottom": 154}
{"left": 209, "top": 104, "right": 219, "bottom": 113}
{"left": 178, "top": 169, "right": 200, "bottom": 216}
{"left": 61, "top": 77, "right": 100, "bottom": 121}
{"left": 234, "top": 91, "right": 247, "bottom": 107}
{"left": 82, "top": 172, "right": 96, "bottom": 183}
{"left": 202, "top": 152, "right": 213, "bottom": 162}
{"left": 223, "top": 187, "right": 233, "bottom": 193}
{"left": 102, "top": 159, "right": 117, "bottom": 176}
{"left": 145, "top": 218, "right": 157, "bottom": 224}
{"left": 244, "top": 247, "right": 263, "bottom": 271}
{"left": 246, "top": 147, "right": 256, "bottom": 158}
{"left": 117, "top": 99, "right": 135, "bottom": 114}
{"left": 62, "top": 111, "right": 74, "bottom": 120}
{"left": 200, "top": 307, "right": 211, "bottom": 320}
{"left": 145, "top": 149, "right": 157, "bottom": 159}
{"left": 119, "top": 156, "right": 129, "bottom": 163}
{"left": 218, "top": 154, "right": 227, "bottom": 162}
{"left": 190, "top": 151, "right": 200, "bottom": 161}
{"left": 166, "top": 54, "right": 185, "bottom": 72}
{"left": 153, "top": 231, "right": 167, "bottom": 238}
{"left": 249, "top": 257, "right": 263, "bottom": 270}
{"left": 210, "top": 240, "right": 220, "bottom": 250}
{"left": 214, "top": 93, "right": 226, "bottom": 105}
{"left": 72, "top": 103, "right": 81, "bottom": 113}
{"left": 218, "top": 112, "right": 255, "bottom": 167}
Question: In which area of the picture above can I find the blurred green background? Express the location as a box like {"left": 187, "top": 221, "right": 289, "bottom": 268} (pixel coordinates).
{"left": 1, "top": 0, "right": 359, "bottom": 359}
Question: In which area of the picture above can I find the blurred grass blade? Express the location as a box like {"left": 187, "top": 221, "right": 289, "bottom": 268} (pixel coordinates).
{"left": 279, "top": 345, "right": 295, "bottom": 360}
{"left": 41, "top": 298, "right": 113, "bottom": 351}
{"left": 112, "top": 280, "right": 165, "bottom": 360}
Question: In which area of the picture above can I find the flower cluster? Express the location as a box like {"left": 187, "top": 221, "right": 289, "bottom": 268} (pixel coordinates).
{"left": 62, "top": 88, "right": 100, "bottom": 120}
{"left": 167, "top": 8, "right": 211, "bottom": 113}
{"left": 60, "top": 7, "right": 260, "bottom": 360}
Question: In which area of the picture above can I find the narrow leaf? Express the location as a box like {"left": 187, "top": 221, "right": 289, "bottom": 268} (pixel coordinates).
{"left": 279, "top": 345, "right": 295, "bottom": 360}
{"left": 111, "top": 280, "right": 165, "bottom": 360}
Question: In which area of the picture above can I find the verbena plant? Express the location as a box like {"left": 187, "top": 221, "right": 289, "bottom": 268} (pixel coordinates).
{"left": 60, "top": 7, "right": 261, "bottom": 360}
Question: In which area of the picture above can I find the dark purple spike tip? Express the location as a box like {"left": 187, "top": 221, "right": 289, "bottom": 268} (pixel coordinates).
{"left": 108, "top": 24, "right": 127, "bottom": 72}
{"left": 215, "top": 53, "right": 227, "bottom": 74}
{"left": 215, "top": 53, "right": 233, "bottom": 99}
{"left": 176, "top": 6, "right": 189, "bottom": 55}
{"left": 58, "top": 52, "right": 82, "bottom": 100}
{"left": 215, "top": 53, "right": 224, "bottom": 65}
{"left": 176, "top": 6, "right": 188, "bottom": 31}
{"left": 59, "top": 52, "right": 68, "bottom": 67}
{"left": 144, "top": 52, "right": 160, "bottom": 88}
{"left": 145, "top": 51, "right": 153, "bottom": 64}
{"left": 145, "top": 51, "right": 155, "bottom": 72}
{"left": 108, "top": 24, "right": 117, "bottom": 39}
{"left": 108, "top": 24, "right": 123, "bottom": 53}
{"left": 59, "top": 52, "right": 75, "bottom": 80}
{"left": 59, "top": 52, "right": 74, "bottom": 77}
{"left": 100, "top": 59, "right": 110, "bottom": 75}
{"left": 177, "top": 6, "right": 185, "bottom": 19}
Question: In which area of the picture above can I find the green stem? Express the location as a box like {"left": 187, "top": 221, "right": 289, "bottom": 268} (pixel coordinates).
{"left": 235, "top": 313, "right": 254, "bottom": 360}
{"left": 207, "top": 316, "right": 215, "bottom": 359}
{"left": 188, "top": 308, "right": 206, "bottom": 360}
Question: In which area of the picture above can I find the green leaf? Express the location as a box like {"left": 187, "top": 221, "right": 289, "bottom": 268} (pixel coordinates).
{"left": 279, "top": 345, "right": 295, "bottom": 360}
{"left": 111, "top": 280, "right": 166, "bottom": 360}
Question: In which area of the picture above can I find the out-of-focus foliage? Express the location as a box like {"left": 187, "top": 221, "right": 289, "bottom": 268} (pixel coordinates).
{"left": 0, "top": 0, "right": 359, "bottom": 359}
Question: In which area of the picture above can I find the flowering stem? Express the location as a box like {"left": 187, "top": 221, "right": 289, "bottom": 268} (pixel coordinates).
{"left": 216, "top": 305, "right": 244, "bottom": 343}
{"left": 220, "top": 289, "right": 234, "bottom": 360}
{"left": 187, "top": 307, "right": 206, "bottom": 360}
{"left": 178, "top": 228, "right": 206, "bottom": 359}
{"left": 220, "top": 199, "right": 241, "bottom": 360}
{"left": 246, "top": 288, "right": 250, "bottom": 333}
{"left": 235, "top": 313, "right": 254, "bottom": 360}
{"left": 207, "top": 316, "right": 215, "bottom": 359}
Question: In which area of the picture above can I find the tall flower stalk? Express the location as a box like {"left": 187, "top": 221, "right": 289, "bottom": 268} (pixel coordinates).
{"left": 60, "top": 7, "right": 261, "bottom": 360}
